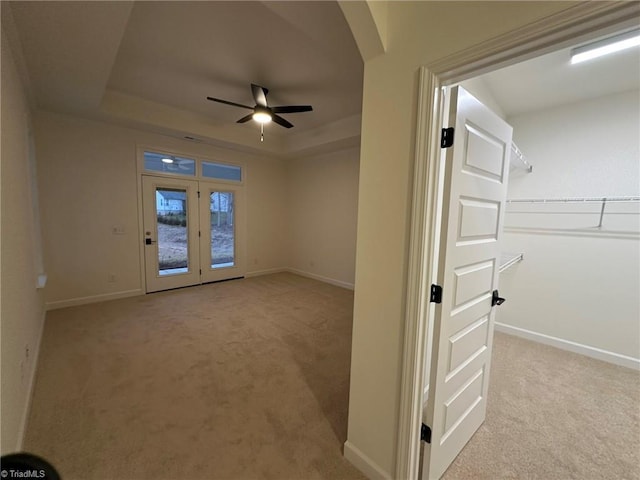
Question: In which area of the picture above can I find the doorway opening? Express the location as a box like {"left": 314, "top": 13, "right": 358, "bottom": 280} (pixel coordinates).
{"left": 396, "top": 4, "right": 640, "bottom": 479}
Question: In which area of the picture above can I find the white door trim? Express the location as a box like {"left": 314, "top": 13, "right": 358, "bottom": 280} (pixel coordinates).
{"left": 396, "top": 2, "right": 640, "bottom": 479}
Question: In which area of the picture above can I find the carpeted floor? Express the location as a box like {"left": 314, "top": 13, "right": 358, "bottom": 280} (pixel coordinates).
{"left": 24, "top": 273, "right": 640, "bottom": 479}
{"left": 442, "top": 332, "right": 640, "bottom": 480}
{"left": 24, "top": 273, "right": 365, "bottom": 480}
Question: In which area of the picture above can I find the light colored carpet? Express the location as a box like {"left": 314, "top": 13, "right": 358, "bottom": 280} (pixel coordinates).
{"left": 442, "top": 332, "right": 640, "bottom": 480}
{"left": 24, "top": 273, "right": 366, "bottom": 480}
{"left": 24, "top": 273, "right": 640, "bottom": 479}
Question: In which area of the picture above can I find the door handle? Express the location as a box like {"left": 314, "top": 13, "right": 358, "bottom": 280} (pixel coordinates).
{"left": 492, "top": 290, "right": 505, "bottom": 307}
{"left": 145, "top": 238, "right": 157, "bottom": 245}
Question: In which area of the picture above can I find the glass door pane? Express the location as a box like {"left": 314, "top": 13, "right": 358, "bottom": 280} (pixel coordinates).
{"left": 142, "top": 176, "right": 200, "bottom": 293}
{"left": 210, "top": 191, "right": 235, "bottom": 268}
{"left": 156, "top": 188, "right": 189, "bottom": 275}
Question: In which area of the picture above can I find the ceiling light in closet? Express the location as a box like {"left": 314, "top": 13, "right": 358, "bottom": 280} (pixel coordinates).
{"left": 571, "top": 29, "right": 640, "bottom": 64}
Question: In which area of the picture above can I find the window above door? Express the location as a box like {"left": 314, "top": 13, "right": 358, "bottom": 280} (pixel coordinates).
{"left": 144, "top": 151, "right": 196, "bottom": 177}
{"left": 140, "top": 148, "right": 243, "bottom": 184}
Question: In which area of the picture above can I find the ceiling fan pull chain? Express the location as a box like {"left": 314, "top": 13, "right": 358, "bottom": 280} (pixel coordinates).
{"left": 260, "top": 123, "right": 264, "bottom": 142}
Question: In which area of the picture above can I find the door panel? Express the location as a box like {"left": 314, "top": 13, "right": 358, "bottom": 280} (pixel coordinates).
{"left": 200, "top": 183, "right": 244, "bottom": 283}
{"left": 423, "top": 86, "right": 512, "bottom": 479}
{"left": 142, "top": 175, "right": 201, "bottom": 293}
{"left": 458, "top": 197, "right": 500, "bottom": 242}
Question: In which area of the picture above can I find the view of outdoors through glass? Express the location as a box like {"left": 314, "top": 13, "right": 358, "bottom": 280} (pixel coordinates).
{"left": 156, "top": 188, "right": 189, "bottom": 275}
{"left": 210, "top": 192, "right": 235, "bottom": 268}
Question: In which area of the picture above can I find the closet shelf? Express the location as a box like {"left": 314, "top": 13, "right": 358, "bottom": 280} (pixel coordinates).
{"left": 506, "top": 196, "right": 639, "bottom": 229}
{"left": 499, "top": 252, "right": 523, "bottom": 273}
{"left": 511, "top": 143, "right": 532, "bottom": 173}
{"left": 506, "top": 196, "right": 640, "bottom": 204}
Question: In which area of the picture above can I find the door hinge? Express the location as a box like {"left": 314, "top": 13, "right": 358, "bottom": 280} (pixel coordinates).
{"left": 441, "top": 127, "right": 454, "bottom": 148}
{"left": 430, "top": 284, "right": 442, "bottom": 304}
{"left": 199, "top": 269, "right": 202, "bottom": 275}
{"left": 198, "top": 230, "right": 201, "bottom": 237}
{"left": 197, "top": 191, "right": 201, "bottom": 198}
{"left": 421, "top": 423, "right": 432, "bottom": 443}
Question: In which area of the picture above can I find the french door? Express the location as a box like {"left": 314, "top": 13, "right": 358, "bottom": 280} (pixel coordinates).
{"left": 142, "top": 175, "right": 244, "bottom": 293}
{"left": 199, "top": 183, "right": 245, "bottom": 284}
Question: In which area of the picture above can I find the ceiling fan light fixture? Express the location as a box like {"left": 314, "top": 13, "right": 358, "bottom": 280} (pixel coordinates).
{"left": 571, "top": 29, "right": 640, "bottom": 64}
{"left": 207, "top": 83, "right": 311, "bottom": 131}
{"left": 253, "top": 111, "right": 272, "bottom": 124}
{"left": 161, "top": 157, "right": 174, "bottom": 164}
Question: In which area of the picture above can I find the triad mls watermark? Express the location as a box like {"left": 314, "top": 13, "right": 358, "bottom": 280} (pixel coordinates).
{"left": 1, "top": 469, "right": 46, "bottom": 479}
{"left": 0, "top": 454, "right": 59, "bottom": 480}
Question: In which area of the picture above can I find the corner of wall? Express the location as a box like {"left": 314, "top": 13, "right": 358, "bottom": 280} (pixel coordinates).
{"left": 1, "top": 23, "right": 47, "bottom": 453}
{"left": 344, "top": 441, "right": 392, "bottom": 480}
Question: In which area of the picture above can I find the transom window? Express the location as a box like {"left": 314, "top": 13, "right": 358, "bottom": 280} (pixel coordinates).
{"left": 202, "top": 161, "right": 242, "bottom": 182}
{"left": 144, "top": 152, "right": 196, "bottom": 176}
{"left": 142, "top": 150, "right": 242, "bottom": 183}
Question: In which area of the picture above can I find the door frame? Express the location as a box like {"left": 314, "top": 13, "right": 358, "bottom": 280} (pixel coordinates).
{"left": 135, "top": 145, "right": 246, "bottom": 294}
{"left": 396, "top": 3, "right": 640, "bottom": 479}
{"left": 140, "top": 176, "right": 247, "bottom": 292}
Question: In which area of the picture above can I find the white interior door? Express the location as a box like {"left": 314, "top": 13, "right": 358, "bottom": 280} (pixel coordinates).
{"left": 422, "top": 86, "right": 512, "bottom": 479}
{"left": 142, "top": 175, "right": 201, "bottom": 293}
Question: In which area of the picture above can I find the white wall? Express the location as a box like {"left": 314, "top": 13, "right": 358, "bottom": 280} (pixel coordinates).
{"left": 343, "top": 1, "right": 577, "bottom": 477}
{"left": 35, "top": 111, "right": 288, "bottom": 307}
{"left": 287, "top": 147, "right": 360, "bottom": 288}
{"left": 1, "top": 28, "right": 46, "bottom": 453}
{"left": 497, "top": 90, "right": 640, "bottom": 365}
{"left": 460, "top": 77, "right": 506, "bottom": 120}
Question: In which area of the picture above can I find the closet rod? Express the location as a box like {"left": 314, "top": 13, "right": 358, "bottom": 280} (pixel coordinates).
{"left": 511, "top": 143, "right": 532, "bottom": 173}
{"left": 506, "top": 196, "right": 640, "bottom": 204}
{"left": 499, "top": 252, "right": 524, "bottom": 273}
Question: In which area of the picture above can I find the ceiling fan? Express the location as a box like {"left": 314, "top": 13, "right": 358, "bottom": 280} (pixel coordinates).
{"left": 207, "top": 83, "right": 313, "bottom": 140}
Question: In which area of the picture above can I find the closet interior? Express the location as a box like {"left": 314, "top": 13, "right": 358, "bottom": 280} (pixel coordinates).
{"left": 494, "top": 87, "right": 639, "bottom": 368}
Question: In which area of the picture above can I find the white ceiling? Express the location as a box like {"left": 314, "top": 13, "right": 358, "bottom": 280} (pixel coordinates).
{"left": 479, "top": 32, "right": 640, "bottom": 117}
{"left": 107, "top": 1, "right": 364, "bottom": 132}
{"left": 6, "top": 1, "right": 364, "bottom": 154}
{"left": 5, "top": 1, "right": 639, "bottom": 153}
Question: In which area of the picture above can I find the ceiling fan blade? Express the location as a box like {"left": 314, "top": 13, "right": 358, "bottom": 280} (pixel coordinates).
{"left": 271, "top": 105, "right": 313, "bottom": 114}
{"left": 272, "top": 114, "right": 294, "bottom": 129}
{"left": 236, "top": 114, "right": 254, "bottom": 123}
{"left": 207, "top": 97, "right": 253, "bottom": 109}
{"left": 251, "top": 84, "right": 269, "bottom": 107}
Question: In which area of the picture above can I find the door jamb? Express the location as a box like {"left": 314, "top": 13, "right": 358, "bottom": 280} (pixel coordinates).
{"left": 396, "top": 3, "right": 640, "bottom": 479}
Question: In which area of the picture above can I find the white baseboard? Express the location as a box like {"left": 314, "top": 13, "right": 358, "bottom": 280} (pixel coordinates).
{"left": 46, "top": 289, "right": 143, "bottom": 310}
{"left": 16, "top": 307, "right": 46, "bottom": 451}
{"left": 495, "top": 322, "right": 640, "bottom": 370}
{"left": 45, "top": 269, "right": 353, "bottom": 310}
{"left": 244, "top": 267, "right": 286, "bottom": 278}
{"left": 44, "top": 267, "right": 354, "bottom": 310}
{"left": 344, "top": 441, "right": 392, "bottom": 480}
{"left": 286, "top": 268, "right": 354, "bottom": 290}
